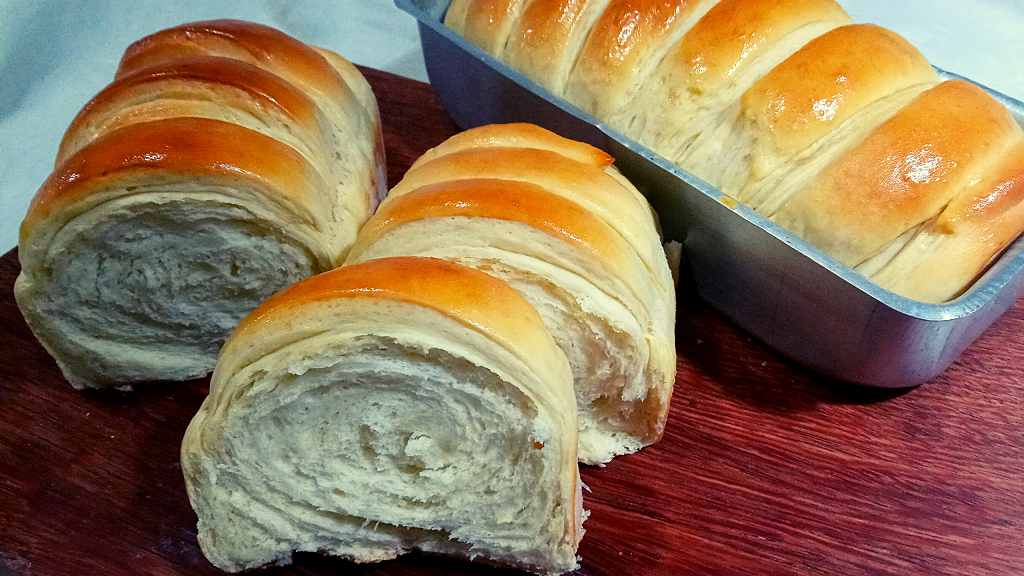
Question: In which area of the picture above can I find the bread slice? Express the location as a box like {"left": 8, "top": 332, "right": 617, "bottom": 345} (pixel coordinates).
{"left": 181, "top": 257, "right": 583, "bottom": 574}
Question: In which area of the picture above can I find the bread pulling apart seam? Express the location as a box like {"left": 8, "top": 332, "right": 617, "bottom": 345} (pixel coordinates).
{"left": 15, "top": 20, "right": 385, "bottom": 388}
{"left": 346, "top": 123, "right": 677, "bottom": 465}
{"left": 563, "top": 0, "right": 722, "bottom": 125}
{"left": 181, "top": 257, "right": 583, "bottom": 575}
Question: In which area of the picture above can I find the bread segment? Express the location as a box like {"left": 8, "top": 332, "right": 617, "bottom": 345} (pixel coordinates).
{"left": 772, "top": 80, "right": 1024, "bottom": 271}
{"left": 15, "top": 20, "right": 385, "bottom": 388}
{"left": 15, "top": 118, "right": 336, "bottom": 387}
{"left": 182, "top": 257, "right": 582, "bottom": 574}
{"left": 628, "top": 0, "right": 851, "bottom": 163}
{"left": 445, "top": 0, "right": 531, "bottom": 57}
{"left": 502, "top": 0, "right": 616, "bottom": 94}
{"left": 868, "top": 143, "right": 1024, "bottom": 303}
{"left": 563, "top": 0, "right": 719, "bottom": 124}
{"left": 347, "top": 124, "right": 676, "bottom": 465}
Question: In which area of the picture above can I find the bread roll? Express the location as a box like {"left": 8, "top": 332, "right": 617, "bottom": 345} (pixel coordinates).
{"left": 772, "top": 80, "right": 1024, "bottom": 283}
{"left": 14, "top": 20, "right": 385, "bottom": 388}
{"left": 721, "top": 24, "right": 938, "bottom": 213}
{"left": 446, "top": 0, "right": 1024, "bottom": 303}
{"left": 346, "top": 123, "right": 677, "bottom": 465}
{"left": 868, "top": 143, "right": 1024, "bottom": 302}
{"left": 501, "top": 0, "right": 616, "bottom": 94}
{"left": 181, "top": 256, "right": 583, "bottom": 574}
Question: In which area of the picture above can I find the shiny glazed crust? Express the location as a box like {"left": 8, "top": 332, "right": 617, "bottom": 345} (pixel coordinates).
{"left": 21, "top": 118, "right": 324, "bottom": 247}
{"left": 773, "top": 80, "right": 1024, "bottom": 271}
{"left": 740, "top": 24, "right": 937, "bottom": 173}
{"left": 563, "top": 0, "right": 718, "bottom": 121}
{"left": 56, "top": 55, "right": 320, "bottom": 165}
{"left": 871, "top": 144, "right": 1024, "bottom": 302}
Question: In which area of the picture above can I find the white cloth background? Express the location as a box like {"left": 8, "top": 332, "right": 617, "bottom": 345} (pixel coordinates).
{"left": 1, "top": 0, "right": 1021, "bottom": 251}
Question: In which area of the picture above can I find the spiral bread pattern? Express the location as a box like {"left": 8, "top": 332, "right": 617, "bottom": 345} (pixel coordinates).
{"left": 446, "top": 0, "right": 1024, "bottom": 303}
{"left": 181, "top": 257, "right": 584, "bottom": 574}
{"left": 345, "top": 123, "right": 677, "bottom": 465}
{"left": 14, "top": 20, "right": 385, "bottom": 388}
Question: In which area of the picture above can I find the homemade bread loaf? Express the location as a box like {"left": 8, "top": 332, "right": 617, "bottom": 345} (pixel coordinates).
{"left": 345, "top": 123, "right": 677, "bottom": 465}
{"left": 14, "top": 20, "right": 385, "bottom": 388}
{"left": 447, "top": 0, "right": 1024, "bottom": 303}
{"left": 181, "top": 256, "right": 583, "bottom": 574}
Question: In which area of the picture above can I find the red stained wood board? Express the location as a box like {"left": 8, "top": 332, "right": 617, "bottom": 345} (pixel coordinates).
{"left": 2, "top": 66, "right": 1023, "bottom": 576}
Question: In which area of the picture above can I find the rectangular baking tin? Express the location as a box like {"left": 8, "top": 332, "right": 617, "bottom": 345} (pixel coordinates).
{"left": 396, "top": 0, "right": 1024, "bottom": 388}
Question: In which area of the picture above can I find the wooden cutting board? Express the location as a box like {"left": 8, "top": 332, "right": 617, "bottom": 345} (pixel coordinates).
{"left": 2, "top": 66, "right": 1024, "bottom": 576}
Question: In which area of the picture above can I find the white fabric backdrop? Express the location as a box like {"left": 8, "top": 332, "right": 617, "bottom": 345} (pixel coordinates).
{"left": 1, "top": 0, "right": 1021, "bottom": 251}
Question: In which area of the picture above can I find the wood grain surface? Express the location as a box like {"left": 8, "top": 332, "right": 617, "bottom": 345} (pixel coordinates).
{"left": 2, "top": 66, "right": 1024, "bottom": 576}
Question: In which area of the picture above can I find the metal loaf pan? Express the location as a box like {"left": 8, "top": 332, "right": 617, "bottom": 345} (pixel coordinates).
{"left": 395, "top": 0, "right": 1024, "bottom": 388}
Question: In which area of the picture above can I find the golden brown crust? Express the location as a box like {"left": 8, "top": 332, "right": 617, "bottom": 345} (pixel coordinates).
{"left": 410, "top": 122, "right": 614, "bottom": 169}
{"left": 352, "top": 178, "right": 628, "bottom": 266}
{"left": 773, "top": 80, "right": 1024, "bottom": 268}
{"left": 116, "top": 20, "right": 351, "bottom": 100}
{"left": 401, "top": 124, "right": 664, "bottom": 260}
{"left": 741, "top": 24, "right": 937, "bottom": 163}
{"left": 234, "top": 256, "right": 564, "bottom": 375}
{"left": 503, "top": 0, "right": 613, "bottom": 92}
{"left": 870, "top": 143, "right": 1024, "bottom": 303}
{"left": 940, "top": 145, "right": 1024, "bottom": 233}
{"left": 398, "top": 147, "right": 615, "bottom": 197}
{"left": 22, "top": 117, "right": 315, "bottom": 242}
{"left": 667, "top": 0, "right": 849, "bottom": 97}
{"left": 445, "top": 0, "right": 529, "bottom": 55}
{"left": 57, "top": 55, "right": 319, "bottom": 165}
{"left": 390, "top": 146, "right": 669, "bottom": 270}
{"left": 565, "top": 0, "right": 713, "bottom": 117}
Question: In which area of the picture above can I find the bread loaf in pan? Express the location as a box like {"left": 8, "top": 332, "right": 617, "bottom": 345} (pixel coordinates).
{"left": 14, "top": 20, "right": 385, "bottom": 389}
{"left": 345, "top": 123, "right": 677, "bottom": 465}
{"left": 445, "top": 0, "right": 1024, "bottom": 304}
{"left": 181, "top": 256, "right": 584, "bottom": 574}
{"left": 400, "top": 0, "right": 1024, "bottom": 386}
